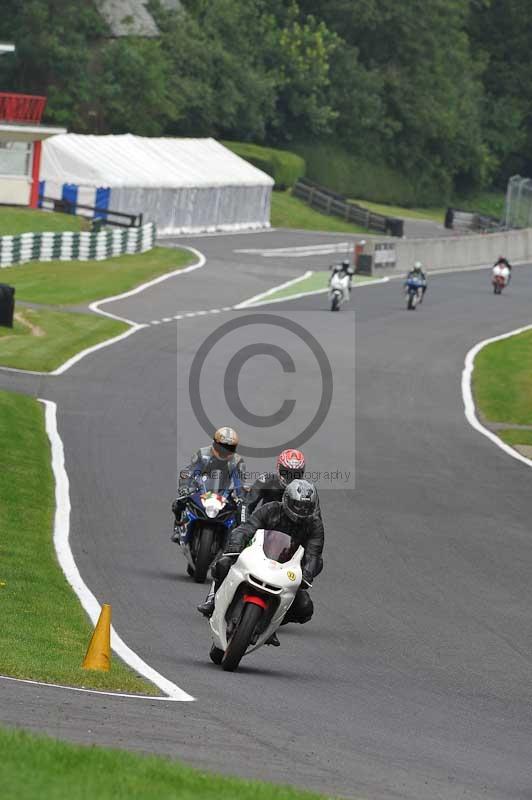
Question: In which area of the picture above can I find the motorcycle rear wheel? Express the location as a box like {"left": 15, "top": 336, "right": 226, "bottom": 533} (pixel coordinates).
{"left": 222, "top": 602, "right": 263, "bottom": 672}
{"left": 193, "top": 526, "right": 215, "bottom": 583}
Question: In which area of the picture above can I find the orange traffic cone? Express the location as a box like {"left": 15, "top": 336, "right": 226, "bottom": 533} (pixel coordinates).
{"left": 82, "top": 604, "right": 111, "bottom": 671}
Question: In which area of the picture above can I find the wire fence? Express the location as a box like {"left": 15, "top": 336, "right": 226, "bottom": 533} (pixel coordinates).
{"left": 504, "top": 175, "right": 532, "bottom": 229}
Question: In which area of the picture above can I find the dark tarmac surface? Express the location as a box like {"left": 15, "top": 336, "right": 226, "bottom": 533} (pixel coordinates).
{"left": 1, "top": 230, "right": 531, "bottom": 800}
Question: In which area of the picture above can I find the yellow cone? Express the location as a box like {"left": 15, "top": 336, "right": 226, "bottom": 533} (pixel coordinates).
{"left": 82, "top": 604, "right": 111, "bottom": 671}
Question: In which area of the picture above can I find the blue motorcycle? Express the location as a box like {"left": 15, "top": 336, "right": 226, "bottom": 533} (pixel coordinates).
{"left": 404, "top": 276, "right": 425, "bottom": 310}
{"left": 178, "top": 472, "right": 240, "bottom": 583}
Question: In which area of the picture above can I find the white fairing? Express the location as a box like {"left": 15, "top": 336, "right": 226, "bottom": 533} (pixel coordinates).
{"left": 210, "top": 530, "right": 304, "bottom": 655}
{"left": 329, "top": 271, "right": 351, "bottom": 303}
{"left": 492, "top": 264, "right": 510, "bottom": 284}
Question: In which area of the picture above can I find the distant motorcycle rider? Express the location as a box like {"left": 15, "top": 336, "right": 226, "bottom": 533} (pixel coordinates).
{"left": 329, "top": 259, "right": 354, "bottom": 298}
{"left": 406, "top": 261, "right": 427, "bottom": 300}
{"left": 493, "top": 255, "right": 512, "bottom": 283}
{"left": 197, "top": 479, "right": 324, "bottom": 647}
{"left": 171, "top": 427, "right": 246, "bottom": 542}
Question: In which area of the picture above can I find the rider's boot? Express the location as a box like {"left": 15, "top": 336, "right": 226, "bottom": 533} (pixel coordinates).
{"left": 265, "top": 632, "right": 280, "bottom": 646}
{"left": 197, "top": 581, "right": 216, "bottom": 617}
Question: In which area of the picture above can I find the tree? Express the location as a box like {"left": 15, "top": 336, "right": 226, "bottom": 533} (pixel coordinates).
{"left": 0, "top": 0, "right": 106, "bottom": 129}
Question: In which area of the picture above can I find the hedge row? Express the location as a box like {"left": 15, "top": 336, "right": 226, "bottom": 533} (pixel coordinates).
{"left": 222, "top": 141, "right": 305, "bottom": 189}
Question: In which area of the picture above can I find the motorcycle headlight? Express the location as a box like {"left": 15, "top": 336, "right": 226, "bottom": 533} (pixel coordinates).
{"left": 205, "top": 504, "right": 219, "bottom": 518}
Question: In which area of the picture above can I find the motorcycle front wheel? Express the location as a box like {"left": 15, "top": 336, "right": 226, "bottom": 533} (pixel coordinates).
{"left": 330, "top": 293, "right": 340, "bottom": 312}
{"left": 222, "top": 602, "right": 263, "bottom": 672}
{"left": 193, "top": 525, "right": 215, "bottom": 583}
{"left": 407, "top": 292, "right": 415, "bottom": 310}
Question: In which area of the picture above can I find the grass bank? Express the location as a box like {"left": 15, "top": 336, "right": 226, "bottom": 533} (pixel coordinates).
{"left": 0, "top": 308, "right": 128, "bottom": 372}
{"left": 271, "top": 190, "right": 367, "bottom": 234}
{"left": 0, "top": 391, "right": 156, "bottom": 693}
{"left": 1, "top": 246, "right": 195, "bottom": 306}
{"left": 350, "top": 191, "right": 505, "bottom": 225}
{"left": 473, "top": 329, "right": 532, "bottom": 453}
{"left": 0, "top": 728, "right": 332, "bottom": 800}
{"left": 0, "top": 206, "right": 88, "bottom": 235}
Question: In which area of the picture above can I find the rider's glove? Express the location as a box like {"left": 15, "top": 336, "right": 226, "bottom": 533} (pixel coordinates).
{"left": 301, "top": 575, "right": 313, "bottom": 590}
{"left": 177, "top": 485, "right": 190, "bottom": 499}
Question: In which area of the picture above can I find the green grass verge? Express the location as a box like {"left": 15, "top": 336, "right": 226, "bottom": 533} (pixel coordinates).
{"left": 453, "top": 191, "right": 505, "bottom": 219}
{"left": 350, "top": 198, "right": 445, "bottom": 223}
{"left": 498, "top": 429, "right": 532, "bottom": 446}
{"left": 473, "top": 329, "right": 532, "bottom": 425}
{"left": 0, "top": 727, "right": 333, "bottom": 800}
{"left": 349, "top": 193, "right": 504, "bottom": 224}
{"left": 0, "top": 206, "right": 88, "bottom": 235}
{"left": 0, "top": 391, "right": 157, "bottom": 693}
{"left": 271, "top": 191, "right": 367, "bottom": 234}
{"left": 0, "top": 308, "right": 128, "bottom": 372}
{"left": 1, "top": 246, "right": 195, "bottom": 306}
{"left": 263, "top": 272, "right": 377, "bottom": 303}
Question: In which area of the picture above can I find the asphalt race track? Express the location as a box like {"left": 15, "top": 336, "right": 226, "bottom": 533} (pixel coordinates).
{"left": 1, "top": 229, "right": 532, "bottom": 800}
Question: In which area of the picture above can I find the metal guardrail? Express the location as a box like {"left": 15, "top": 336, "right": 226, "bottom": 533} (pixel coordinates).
{"left": 293, "top": 178, "right": 404, "bottom": 237}
{"left": 444, "top": 207, "right": 502, "bottom": 234}
{"left": 39, "top": 195, "right": 143, "bottom": 228}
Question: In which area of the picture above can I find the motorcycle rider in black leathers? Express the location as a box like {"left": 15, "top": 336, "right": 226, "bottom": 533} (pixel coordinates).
{"left": 171, "top": 427, "right": 246, "bottom": 542}
{"left": 197, "top": 479, "right": 324, "bottom": 647}
{"left": 246, "top": 448, "right": 308, "bottom": 514}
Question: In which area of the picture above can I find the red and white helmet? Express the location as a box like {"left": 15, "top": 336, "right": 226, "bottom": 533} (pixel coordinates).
{"left": 277, "top": 449, "right": 306, "bottom": 487}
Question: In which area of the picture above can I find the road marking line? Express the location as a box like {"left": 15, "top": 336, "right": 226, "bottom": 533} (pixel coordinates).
{"left": 39, "top": 397, "right": 194, "bottom": 702}
{"left": 237, "top": 275, "right": 389, "bottom": 308}
{"left": 462, "top": 324, "right": 532, "bottom": 469}
{"left": 235, "top": 271, "right": 313, "bottom": 308}
{"left": 0, "top": 674, "right": 185, "bottom": 701}
{"left": 235, "top": 243, "right": 351, "bottom": 257}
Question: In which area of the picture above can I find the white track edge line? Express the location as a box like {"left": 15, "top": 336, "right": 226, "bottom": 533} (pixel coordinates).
{"left": 234, "top": 271, "right": 313, "bottom": 308}
{"left": 0, "top": 248, "right": 206, "bottom": 377}
{"left": 39, "top": 398, "right": 195, "bottom": 702}
{"left": 462, "top": 324, "right": 532, "bottom": 468}
{"left": 239, "top": 276, "right": 389, "bottom": 308}
{"left": 0, "top": 674, "right": 182, "bottom": 701}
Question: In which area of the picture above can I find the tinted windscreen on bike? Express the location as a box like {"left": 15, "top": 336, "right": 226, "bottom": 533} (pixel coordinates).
{"left": 262, "top": 530, "right": 298, "bottom": 563}
{"left": 195, "top": 470, "right": 233, "bottom": 496}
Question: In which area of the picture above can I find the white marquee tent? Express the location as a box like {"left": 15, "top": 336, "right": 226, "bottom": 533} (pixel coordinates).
{"left": 40, "top": 134, "right": 274, "bottom": 235}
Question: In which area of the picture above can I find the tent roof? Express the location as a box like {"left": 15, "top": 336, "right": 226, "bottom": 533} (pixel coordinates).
{"left": 41, "top": 134, "right": 274, "bottom": 189}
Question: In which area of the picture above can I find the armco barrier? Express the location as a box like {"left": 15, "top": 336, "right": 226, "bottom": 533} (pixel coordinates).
{"left": 368, "top": 227, "right": 532, "bottom": 275}
{"left": 0, "top": 222, "right": 156, "bottom": 268}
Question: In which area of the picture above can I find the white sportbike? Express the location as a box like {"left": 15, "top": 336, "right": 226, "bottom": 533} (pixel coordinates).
{"left": 329, "top": 271, "right": 351, "bottom": 311}
{"left": 209, "top": 529, "right": 304, "bottom": 671}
